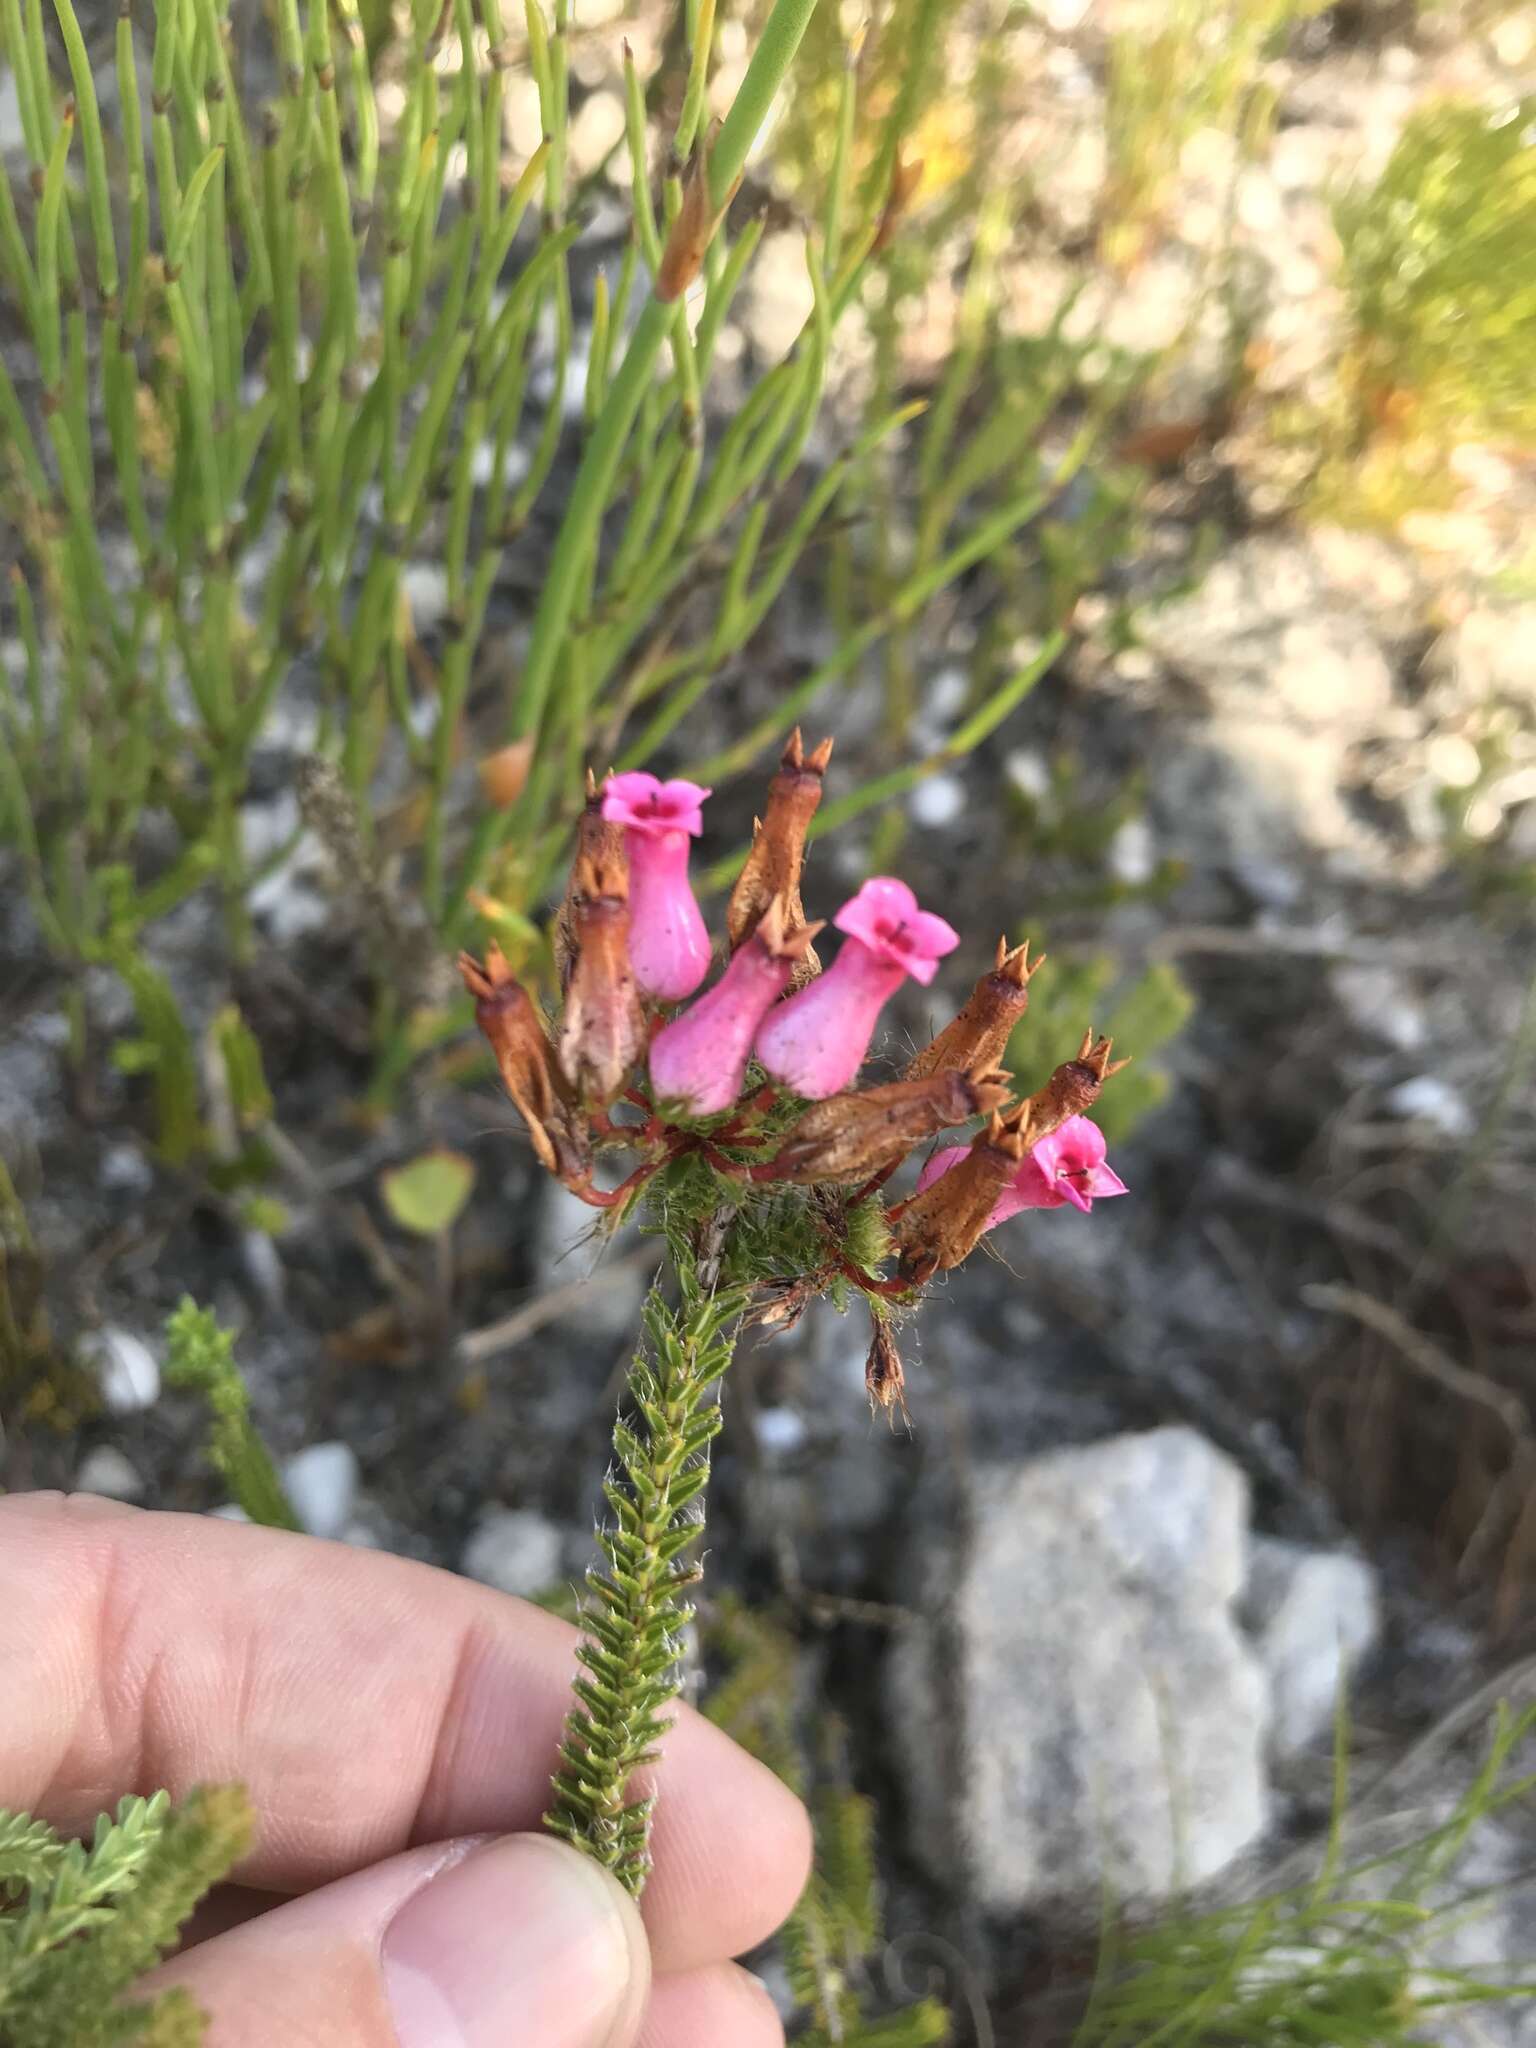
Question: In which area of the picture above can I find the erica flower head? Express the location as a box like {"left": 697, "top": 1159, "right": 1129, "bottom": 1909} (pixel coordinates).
{"left": 602, "top": 771, "right": 713, "bottom": 1003}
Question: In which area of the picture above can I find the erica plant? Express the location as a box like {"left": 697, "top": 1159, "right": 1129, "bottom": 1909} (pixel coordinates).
{"left": 458, "top": 730, "right": 1129, "bottom": 1894}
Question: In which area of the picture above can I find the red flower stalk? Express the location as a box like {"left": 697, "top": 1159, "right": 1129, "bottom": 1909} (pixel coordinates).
{"left": 905, "top": 936, "right": 1043, "bottom": 1081}
{"left": 458, "top": 945, "right": 564, "bottom": 1173}
{"left": 766, "top": 1068, "right": 1013, "bottom": 1186}
{"left": 648, "top": 898, "right": 824, "bottom": 1116}
{"left": 557, "top": 854, "right": 647, "bottom": 1107}
{"left": 726, "top": 728, "right": 834, "bottom": 970}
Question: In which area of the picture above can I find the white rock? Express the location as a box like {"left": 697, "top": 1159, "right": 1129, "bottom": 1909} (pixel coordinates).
{"left": 1386, "top": 1075, "right": 1475, "bottom": 1141}
{"left": 1331, "top": 965, "right": 1427, "bottom": 1052}
{"left": 908, "top": 773, "right": 967, "bottom": 829}
{"left": 210, "top": 1503, "right": 251, "bottom": 1522}
{"left": 283, "top": 1442, "right": 360, "bottom": 1540}
{"left": 1240, "top": 1538, "right": 1380, "bottom": 1758}
{"left": 99, "top": 1144, "right": 154, "bottom": 1196}
{"left": 75, "top": 1445, "right": 145, "bottom": 1502}
{"left": 754, "top": 1407, "right": 809, "bottom": 1458}
{"left": 891, "top": 1428, "right": 1271, "bottom": 1912}
{"left": 461, "top": 1508, "right": 564, "bottom": 1598}
{"left": 1108, "top": 815, "right": 1156, "bottom": 886}
{"left": 1004, "top": 749, "right": 1052, "bottom": 802}
{"left": 84, "top": 1329, "right": 162, "bottom": 1414}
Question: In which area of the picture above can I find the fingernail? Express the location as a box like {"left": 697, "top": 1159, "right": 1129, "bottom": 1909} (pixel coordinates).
{"left": 383, "top": 1834, "right": 644, "bottom": 2048}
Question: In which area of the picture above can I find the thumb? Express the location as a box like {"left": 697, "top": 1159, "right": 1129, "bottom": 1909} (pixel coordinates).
{"left": 151, "top": 1832, "right": 651, "bottom": 2048}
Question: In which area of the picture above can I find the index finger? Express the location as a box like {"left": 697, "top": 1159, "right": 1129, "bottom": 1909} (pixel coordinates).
{"left": 0, "top": 1492, "right": 810, "bottom": 1975}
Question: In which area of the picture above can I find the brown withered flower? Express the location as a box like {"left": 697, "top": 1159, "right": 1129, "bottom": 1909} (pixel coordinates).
{"left": 726, "top": 728, "right": 833, "bottom": 977}
{"left": 555, "top": 770, "right": 628, "bottom": 991}
{"left": 905, "top": 936, "right": 1043, "bottom": 1081}
{"left": 458, "top": 945, "right": 563, "bottom": 1173}
{"left": 558, "top": 854, "right": 647, "bottom": 1107}
{"left": 865, "top": 1318, "right": 911, "bottom": 1429}
{"left": 1017, "top": 1030, "right": 1130, "bottom": 1146}
{"left": 892, "top": 1102, "right": 1037, "bottom": 1285}
{"left": 767, "top": 1067, "right": 1012, "bottom": 1186}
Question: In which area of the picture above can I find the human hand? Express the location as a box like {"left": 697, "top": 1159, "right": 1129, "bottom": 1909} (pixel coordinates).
{"left": 1, "top": 1492, "right": 811, "bottom": 2046}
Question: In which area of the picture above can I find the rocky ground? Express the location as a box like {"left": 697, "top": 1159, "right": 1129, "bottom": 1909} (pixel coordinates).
{"left": 5, "top": 0, "right": 1536, "bottom": 2040}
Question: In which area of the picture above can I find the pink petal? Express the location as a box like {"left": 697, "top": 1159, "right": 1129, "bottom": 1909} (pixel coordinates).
{"left": 1088, "top": 1164, "right": 1129, "bottom": 1199}
{"left": 602, "top": 771, "right": 712, "bottom": 837}
{"left": 915, "top": 1144, "right": 968, "bottom": 1194}
{"left": 831, "top": 877, "right": 961, "bottom": 985}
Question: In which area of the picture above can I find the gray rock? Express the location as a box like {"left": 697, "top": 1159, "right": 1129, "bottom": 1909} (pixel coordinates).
{"left": 75, "top": 1445, "right": 145, "bottom": 1502}
{"left": 890, "top": 1427, "right": 1271, "bottom": 1913}
{"left": 283, "top": 1441, "right": 360, "bottom": 1539}
{"left": 82, "top": 1328, "right": 162, "bottom": 1414}
{"left": 461, "top": 1508, "right": 565, "bottom": 1599}
{"left": 1240, "top": 1538, "right": 1380, "bottom": 1758}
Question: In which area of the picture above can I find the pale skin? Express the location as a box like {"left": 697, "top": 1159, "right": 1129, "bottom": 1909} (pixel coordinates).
{"left": 0, "top": 1492, "right": 813, "bottom": 2047}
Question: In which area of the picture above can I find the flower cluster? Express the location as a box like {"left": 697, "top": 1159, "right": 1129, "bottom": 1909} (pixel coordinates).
{"left": 460, "top": 731, "right": 1128, "bottom": 1421}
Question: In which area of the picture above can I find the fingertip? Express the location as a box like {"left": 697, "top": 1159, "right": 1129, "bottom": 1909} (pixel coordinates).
{"left": 638, "top": 1961, "right": 786, "bottom": 2048}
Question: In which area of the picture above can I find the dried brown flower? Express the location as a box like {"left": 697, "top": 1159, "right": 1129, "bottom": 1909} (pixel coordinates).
{"left": 865, "top": 1318, "right": 911, "bottom": 1429}
{"left": 892, "top": 1102, "right": 1036, "bottom": 1285}
{"left": 555, "top": 770, "right": 628, "bottom": 991}
{"left": 905, "top": 936, "right": 1042, "bottom": 1081}
{"left": 458, "top": 945, "right": 562, "bottom": 1172}
{"left": 557, "top": 854, "right": 647, "bottom": 1107}
{"left": 726, "top": 728, "right": 834, "bottom": 981}
{"left": 767, "top": 1067, "right": 1012, "bottom": 1186}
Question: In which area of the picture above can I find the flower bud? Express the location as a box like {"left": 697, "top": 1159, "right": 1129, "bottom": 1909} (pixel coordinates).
{"left": 557, "top": 854, "right": 647, "bottom": 1107}
{"left": 767, "top": 1068, "right": 1011, "bottom": 1186}
{"left": 458, "top": 945, "right": 562, "bottom": 1172}
{"left": 648, "top": 899, "right": 824, "bottom": 1117}
{"left": 1018, "top": 1031, "right": 1130, "bottom": 1144}
{"left": 726, "top": 729, "right": 834, "bottom": 975}
{"left": 601, "top": 770, "right": 713, "bottom": 1003}
{"left": 905, "top": 936, "right": 1042, "bottom": 1081}
{"left": 892, "top": 1103, "right": 1036, "bottom": 1285}
{"left": 555, "top": 770, "right": 627, "bottom": 991}
{"left": 755, "top": 877, "right": 960, "bottom": 1100}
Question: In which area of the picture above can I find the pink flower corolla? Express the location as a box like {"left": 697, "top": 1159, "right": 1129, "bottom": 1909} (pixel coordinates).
{"left": 649, "top": 903, "right": 823, "bottom": 1115}
{"left": 917, "top": 1113, "right": 1128, "bottom": 1225}
{"left": 754, "top": 877, "right": 959, "bottom": 1100}
{"left": 601, "top": 772, "right": 713, "bottom": 1003}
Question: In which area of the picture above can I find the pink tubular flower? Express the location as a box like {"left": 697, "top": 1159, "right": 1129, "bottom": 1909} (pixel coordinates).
{"left": 602, "top": 772, "right": 713, "bottom": 1003}
{"left": 649, "top": 901, "right": 823, "bottom": 1116}
{"left": 916, "top": 1114, "right": 1128, "bottom": 1224}
{"left": 754, "top": 877, "right": 960, "bottom": 1099}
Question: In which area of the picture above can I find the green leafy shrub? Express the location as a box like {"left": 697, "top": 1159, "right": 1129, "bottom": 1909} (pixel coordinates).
{"left": 1335, "top": 95, "right": 1536, "bottom": 451}
{"left": 0, "top": 1786, "right": 253, "bottom": 2047}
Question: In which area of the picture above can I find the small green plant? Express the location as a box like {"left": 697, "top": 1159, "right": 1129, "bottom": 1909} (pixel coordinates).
{"left": 707, "top": 1599, "right": 953, "bottom": 2046}
{"left": 0, "top": 1785, "right": 253, "bottom": 2047}
{"left": 1072, "top": 1701, "right": 1536, "bottom": 2047}
{"left": 162, "top": 1297, "right": 298, "bottom": 1530}
{"left": 1334, "top": 96, "right": 1536, "bottom": 454}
